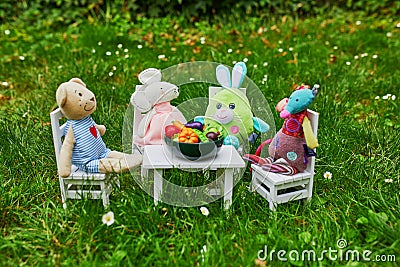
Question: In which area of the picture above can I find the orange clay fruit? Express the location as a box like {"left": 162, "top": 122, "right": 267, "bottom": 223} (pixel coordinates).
{"left": 178, "top": 127, "right": 199, "bottom": 143}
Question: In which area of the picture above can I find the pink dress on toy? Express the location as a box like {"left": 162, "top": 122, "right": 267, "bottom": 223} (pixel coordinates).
{"left": 133, "top": 102, "right": 186, "bottom": 146}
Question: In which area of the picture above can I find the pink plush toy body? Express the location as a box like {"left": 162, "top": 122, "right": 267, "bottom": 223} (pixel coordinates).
{"left": 133, "top": 101, "right": 186, "bottom": 146}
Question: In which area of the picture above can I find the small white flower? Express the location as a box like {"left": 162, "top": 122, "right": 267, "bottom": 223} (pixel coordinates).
{"left": 232, "top": 60, "right": 237, "bottom": 64}
{"left": 109, "top": 72, "right": 113, "bottom": 77}
{"left": 361, "top": 53, "right": 368, "bottom": 57}
{"left": 391, "top": 95, "right": 396, "bottom": 100}
{"left": 382, "top": 94, "right": 389, "bottom": 100}
{"left": 289, "top": 47, "right": 293, "bottom": 51}
{"left": 386, "top": 32, "right": 392, "bottom": 38}
{"left": 124, "top": 54, "right": 129, "bottom": 59}
{"left": 278, "top": 40, "right": 283, "bottom": 44}
{"left": 200, "top": 37, "right": 206, "bottom": 44}
{"left": 227, "top": 48, "right": 233, "bottom": 53}
{"left": 200, "top": 244, "right": 207, "bottom": 262}
{"left": 124, "top": 48, "right": 129, "bottom": 53}
{"left": 278, "top": 48, "right": 283, "bottom": 53}
{"left": 325, "top": 41, "right": 330, "bottom": 45}
{"left": 112, "top": 86, "right": 116, "bottom": 90}
{"left": 372, "top": 54, "right": 378, "bottom": 59}
{"left": 102, "top": 211, "right": 114, "bottom": 226}
{"left": 98, "top": 41, "right": 102, "bottom": 46}
{"left": 112, "top": 66, "right": 117, "bottom": 71}
{"left": 137, "top": 44, "right": 143, "bottom": 49}
{"left": 105, "top": 51, "right": 111, "bottom": 56}
{"left": 158, "top": 54, "right": 165, "bottom": 59}
{"left": 117, "top": 43, "right": 123, "bottom": 49}
{"left": 397, "top": 23, "right": 400, "bottom": 28}
{"left": 1, "top": 82, "right": 9, "bottom": 87}
{"left": 4, "top": 29, "right": 10, "bottom": 35}
{"left": 253, "top": 64, "right": 258, "bottom": 69}
{"left": 57, "top": 65, "right": 63, "bottom": 69}
{"left": 200, "top": 207, "right": 209, "bottom": 216}
{"left": 19, "top": 56, "right": 25, "bottom": 61}
{"left": 115, "top": 51, "right": 119, "bottom": 55}
{"left": 92, "top": 49, "right": 96, "bottom": 53}
{"left": 354, "top": 55, "right": 359, "bottom": 59}
{"left": 323, "top": 171, "right": 332, "bottom": 180}
{"left": 263, "top": 62, "right": 268, "bottom": 67}
{"left": 356, "top": 21, "right": 361, "bottom": 25}
{"left": 243, "top": 57, "right": 248, "bottom": 63}
{"left": 346, "top": 61, "right": 351, "bottom": 66}
{"left": 189, "top": 77, "right": 195, "bottom": 81}
{"left": 385, "top": 178, "right": 393, "bottom": 183}
{"left": 375, "top": 96, "right": 380, "bottom": 100}
{"left": 333, "top": 46, "right": 338, "bottom": 50}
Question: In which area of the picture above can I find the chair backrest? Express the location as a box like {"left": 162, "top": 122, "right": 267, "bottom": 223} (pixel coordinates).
{"left": 132, "top": 85, "right": 145, "bottom": 138}
{"left": 305, "top": 109, "right": 319, "bottom": 173}
{"left": 50, "top": 108, "right": 66, "bottom": 171}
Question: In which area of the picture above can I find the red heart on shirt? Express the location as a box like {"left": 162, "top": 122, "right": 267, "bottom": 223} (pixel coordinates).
{"left": 90, "top": 125, "right": 98, "bottom": 138}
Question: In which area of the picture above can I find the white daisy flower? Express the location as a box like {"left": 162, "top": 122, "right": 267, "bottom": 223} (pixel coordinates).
{"left": 4, "top": 29, "right": 10, "bottom": 35}
{"left": 105, "top": 51, "right": 112, "bottom": 56}
{"left": 102, "top": 211, "right": 115, "bottom": 226}
{"left": 137, "top": 44, "right": 143, "bottom": 49}
{"left": 200, "top": 207, "right": 209, "bottom": 216}
{"left": 323, "top": 171, "right": 332, "bottom": 180}
{"left": 384, "top": 178, "right": 393, "bottom": 183}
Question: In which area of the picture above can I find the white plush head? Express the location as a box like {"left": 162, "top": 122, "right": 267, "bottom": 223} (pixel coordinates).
{"left": 130, "top": 68, "right": 179, "bottom": 113}
{"left": 56, "top": 78, "right": 96, "bottom": 120}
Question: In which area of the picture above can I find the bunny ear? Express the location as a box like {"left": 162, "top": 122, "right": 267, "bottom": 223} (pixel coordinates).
{"left": 231, "top": 62, "right": 247, "bottom": 88}
{"left": 138, "top": 68, "right": 162, "bottom": 85}
{"left": 216, "top": 65, "right": 232, "bottom": 88}
{"left": 130, "top": 91, "right": 152, "bottom": 112}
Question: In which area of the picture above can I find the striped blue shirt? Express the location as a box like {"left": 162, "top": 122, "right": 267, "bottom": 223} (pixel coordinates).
{"left": 64, "top": 116, "right": 110, "bottom": 173}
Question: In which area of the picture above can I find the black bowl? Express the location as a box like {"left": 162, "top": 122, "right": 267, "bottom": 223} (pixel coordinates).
{"left": 164, "top": 136, "right": 224, "bottom": 160}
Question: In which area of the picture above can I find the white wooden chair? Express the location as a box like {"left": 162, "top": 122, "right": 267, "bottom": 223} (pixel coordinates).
{"left": 50, "top": 108, "right": 118, "bottom": 209}
{"left": 250, "top": 109, "right": 319, "bottom": 211}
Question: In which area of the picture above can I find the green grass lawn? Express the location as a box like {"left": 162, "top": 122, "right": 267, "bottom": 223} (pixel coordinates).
{"left": 0, "top": 11, "right": 399, "bottom": 266}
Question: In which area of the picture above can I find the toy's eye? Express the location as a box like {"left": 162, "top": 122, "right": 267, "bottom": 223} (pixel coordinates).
{"left": 216, "top": 103, "right": 222, "bottom": 109}
{"left": 295, "top": 99, "right": 299, "bottom": 102}
{"left": 160, "top": 87, "right": 163, "bottom": 90}
{"left": 78, "top": 92, "right": 82, "bottom": 97}
{"left": 229, "top": 103, "right": 235, "bottom": 109}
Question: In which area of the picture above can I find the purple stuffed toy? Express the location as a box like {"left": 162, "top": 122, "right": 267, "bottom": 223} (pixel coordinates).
{"left": 244, "top": 84, "right": 319, "bottom": 175}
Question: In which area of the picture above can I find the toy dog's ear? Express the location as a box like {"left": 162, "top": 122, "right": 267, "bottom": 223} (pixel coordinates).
{"left": 69, "top": 78, "right": 86, "bottom": 87}
{"left": 216, "top": 65, "right": 232, "bottom": 88}
{"left": 231, "top": 62, "right": 247, "bottom": 88}
{"left": 138, "top": 68, "right": 162, "bottom": 85}
{"left": 131, "top": 90, "right": 152, "bottom": 113}
{"left": 56, "top": 85, "right": 67, "bottom": 108}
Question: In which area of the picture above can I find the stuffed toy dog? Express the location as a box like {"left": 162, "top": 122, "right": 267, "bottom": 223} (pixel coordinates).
{"left": 196, "top": 62, "right": 269, "bottom": 150}
{"left": 244, "top": 84, "right": 319, "bottom": 175}
{"left": 56, "top": 78, "right": 142, "bottom": 177}
{"left": 131, "top": 68, "right": 186, "bottom": 147}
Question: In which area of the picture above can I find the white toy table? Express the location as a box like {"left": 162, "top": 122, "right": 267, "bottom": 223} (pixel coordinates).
{"left": 141, "top": 145, "right": 246, "bottom": 210}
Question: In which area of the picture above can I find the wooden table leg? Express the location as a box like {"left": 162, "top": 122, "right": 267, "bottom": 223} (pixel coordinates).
{"left": 223, "top": 168, "right": 234, "bottom": 210}
{"left": 154, "top": 169, "right": 163, "bottom": 205}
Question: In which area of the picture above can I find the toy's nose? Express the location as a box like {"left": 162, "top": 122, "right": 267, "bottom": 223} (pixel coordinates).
{"left": 280, "top": 109, "right": 291, "bottom": 118}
